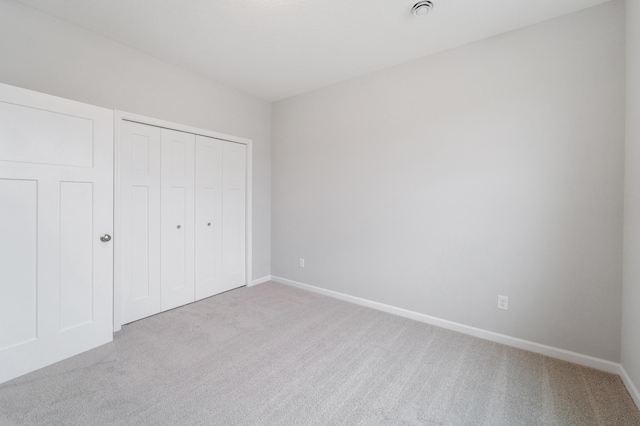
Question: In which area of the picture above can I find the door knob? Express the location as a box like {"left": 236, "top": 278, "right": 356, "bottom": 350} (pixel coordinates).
{"left": 177, "top": 225, "right": 182, "bottom": 229}
{"left": 100, "top": 234, "right": 112, "bottom": 242}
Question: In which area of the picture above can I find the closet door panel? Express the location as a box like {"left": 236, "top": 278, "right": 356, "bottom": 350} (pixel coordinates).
{"left": 170, "top": 187, "right": 187, "bottom": 288}
{"left": 120, "top": 121, "right": 162, "bottom": 324}
{"left": 131, "top": 186, "right": 152, "bottom": 300}
{"left": 222, "top": 142, "right": 246, "bottom": 292}
{"left": 161, "top": 129, "right": 195, "bottom": 311}
{"left": 195, "top": 136, "right": 223, "bottom": 300}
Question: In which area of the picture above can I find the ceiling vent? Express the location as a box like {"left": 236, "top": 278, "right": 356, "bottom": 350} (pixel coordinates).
{"left": 411, "top": 1, "right": 434, "bottom": 17}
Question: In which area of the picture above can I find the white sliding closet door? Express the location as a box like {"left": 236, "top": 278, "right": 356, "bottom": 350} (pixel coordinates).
{"left": 161, "top": 129, "right": 195, "bottom": 311}
{"left": 120, "top": 121, "right": 162, "bottom": 323}
{"left": 222, "top": 142, "right": 247, "bottom": 292}
{"left": 0, "top": 83, "right": 113, "bottom": 384}
{"left": 117, "top": 116, "right": 248, "bottom": 325}
{"left": 195, "top": 136, "right": 223, "bottom": 300}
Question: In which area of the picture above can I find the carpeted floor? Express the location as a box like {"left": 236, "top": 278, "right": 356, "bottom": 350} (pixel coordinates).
{"left": 0, "top": 282, "right": 638, "bottom": 425}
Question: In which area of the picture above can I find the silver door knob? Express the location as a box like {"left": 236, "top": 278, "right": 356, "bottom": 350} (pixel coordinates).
{"left": 100, "top": 234, "right": 112, "bottom": 242}
{"left": 177, "top": 225, "right": 182, "bottom": 229}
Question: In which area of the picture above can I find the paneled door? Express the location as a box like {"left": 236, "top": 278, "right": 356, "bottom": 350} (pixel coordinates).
{"left": 222, "top": 142, "right": 247, "bottom": 292}
{"left": 0, "top": 83, "right": 114, "bottom": 384}
{"left": 120, "top": 121, "right": 162, "bottom": 323}
{"left": 160, "top": 129, "right": 195, "bottom": 311}
{"left": 195, "top": 135, "right": 223, "bottom": 300}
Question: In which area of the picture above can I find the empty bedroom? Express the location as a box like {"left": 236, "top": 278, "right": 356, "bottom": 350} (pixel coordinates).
{"left": 1, "top": 0, "right": 640, "bottom": 424}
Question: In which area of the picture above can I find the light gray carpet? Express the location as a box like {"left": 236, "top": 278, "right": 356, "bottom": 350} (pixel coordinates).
{"left": 0, "top": 282, "right": 638, "bottom": 425}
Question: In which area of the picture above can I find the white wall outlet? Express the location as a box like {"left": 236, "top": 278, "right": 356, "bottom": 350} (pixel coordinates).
{"left": 498, "top": 295, "right": 509, "bottom": 311}
{"left": 299, "top": 258, "right": 305, "bottom": 268}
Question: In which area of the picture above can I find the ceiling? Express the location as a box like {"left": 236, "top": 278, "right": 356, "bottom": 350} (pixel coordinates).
{"left": 16, "top": 0, "right": 613, "bottom": 101}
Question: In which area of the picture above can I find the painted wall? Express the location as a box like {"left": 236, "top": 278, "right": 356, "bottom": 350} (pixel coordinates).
{"left": 0, "top": 0, "right": 271, "bottom": 281}
{"left": 272, "top": 2, "right": 625, "bottom": 361}
{"left": 623, "top": 0, "right": 640, "bottom": 396}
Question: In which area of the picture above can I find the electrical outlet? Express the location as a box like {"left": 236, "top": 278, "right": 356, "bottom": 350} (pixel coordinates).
{"left": 498, "top": 295, "right": 509, "bottom": 311}
{"left": 299, "top": 258, "right": 305, "bottom": 268}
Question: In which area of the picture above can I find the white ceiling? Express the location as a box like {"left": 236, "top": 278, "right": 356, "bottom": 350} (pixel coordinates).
{"left": 16, "top": 0, "right": 613, "bottom": 101}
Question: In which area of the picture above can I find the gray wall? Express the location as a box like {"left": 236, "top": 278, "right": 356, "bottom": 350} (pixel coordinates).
{"left": 272, "top": 2, "right": 625, "bottom": 361}
{"left": 0, "top": 0, "right": 272, "bottom": 281}
{"left": 623, "top": 0, "right": 640, "bottom": 394}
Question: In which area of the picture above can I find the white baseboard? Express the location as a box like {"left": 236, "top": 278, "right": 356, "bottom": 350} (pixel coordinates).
{"left": 620, "top": 365, "right": 640, "bottom": 408}
{"left": 273, "top": 276, "right": 640, "bottom": 408}
{"left": 250, "top": 275, "right": 272, "bottom": 287}
{"left": 271, "top": 276, "right": 621, "bottom": 375}
{"left": 271, "top": 276, "right": 640, "bottom": 408}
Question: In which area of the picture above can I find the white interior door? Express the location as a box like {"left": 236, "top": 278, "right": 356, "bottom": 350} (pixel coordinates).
{"left": 120, "top": 121, "right": 161, "bottom": 323}
{"left": 161, "top": 129, "right": 195, "bottom": 311}
{"left": 195, "top": 135, "right": 223, "bottom": 300}
{"left": 0, "top": 83, "right": 113, "bottom": 384}
{"left": 222, "top": 142, "right": 247, "bottom": 292}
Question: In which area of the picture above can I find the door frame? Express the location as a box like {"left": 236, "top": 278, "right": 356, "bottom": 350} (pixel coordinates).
{"left": 113, "top": 111, "right": 253, "bottom": 332}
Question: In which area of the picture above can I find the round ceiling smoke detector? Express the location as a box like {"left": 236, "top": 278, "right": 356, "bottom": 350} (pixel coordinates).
{"left": 411, "top": 1, "right": 434, "bottom": 16}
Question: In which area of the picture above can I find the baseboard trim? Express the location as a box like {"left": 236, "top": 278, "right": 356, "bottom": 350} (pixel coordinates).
{"left": 250, "top": 275, "right": 272, "bottom": 287}
{"left": 271, "top": 276, "right": 621, "bottom": 375}
{"left": 620, "top": 365, "right": 640, "bottom": 408}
